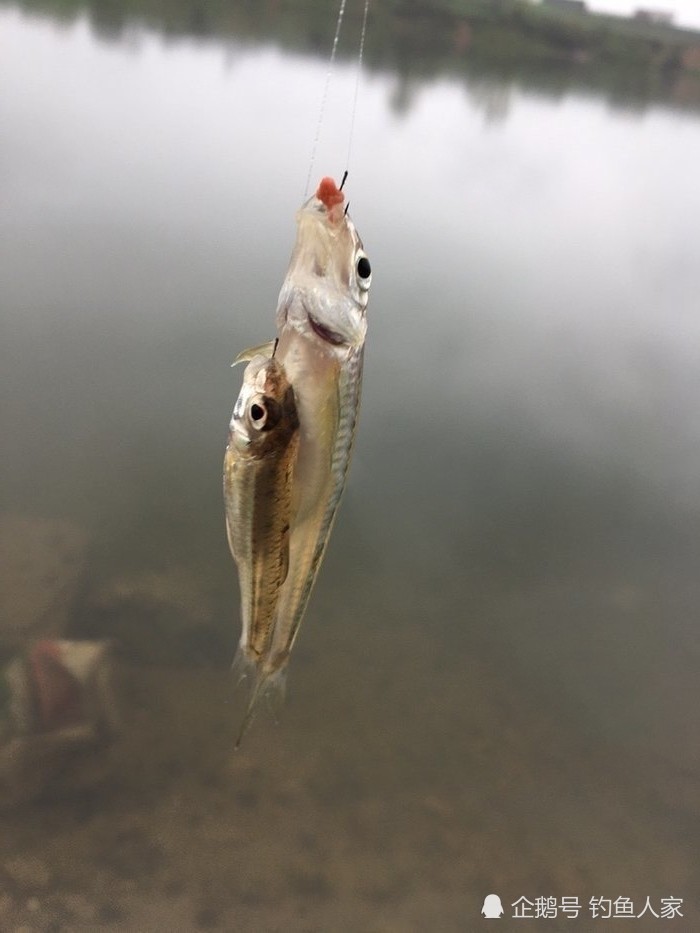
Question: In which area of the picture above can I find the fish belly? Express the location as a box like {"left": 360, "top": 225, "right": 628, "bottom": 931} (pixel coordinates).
{"left": 224, "top": 446, "right": 296, "bottom": 664}
{"left": 265, "top": 327, "right": 363, "bottom": 672}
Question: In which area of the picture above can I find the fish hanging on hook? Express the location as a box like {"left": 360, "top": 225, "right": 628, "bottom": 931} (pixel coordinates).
{"left": 225, "top": 175, "right": 372, "bottom": 745}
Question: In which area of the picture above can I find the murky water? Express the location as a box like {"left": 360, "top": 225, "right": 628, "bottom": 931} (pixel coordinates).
{"left": 2, "top": 4, "right": 700, "bottom": 930}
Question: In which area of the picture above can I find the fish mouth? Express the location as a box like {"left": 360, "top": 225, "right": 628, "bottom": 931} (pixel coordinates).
{"left": 307, "top": 313, "right": 345, "bottom": 346}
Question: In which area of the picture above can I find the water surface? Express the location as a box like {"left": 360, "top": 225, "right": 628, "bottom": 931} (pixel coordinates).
{"left": 2, "top": 5, "right": 700, "bottom": 929}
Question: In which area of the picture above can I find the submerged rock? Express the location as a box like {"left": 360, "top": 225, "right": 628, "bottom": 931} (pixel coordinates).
{"left": 0, "top": 639, "right": 120, "bottom": 807}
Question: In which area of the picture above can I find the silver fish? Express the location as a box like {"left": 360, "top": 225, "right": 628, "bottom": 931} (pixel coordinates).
{"left": 223, "top": 349, "right": 299, "bottom": 741}
{"left": 265, "top": 175, "right": 372, "bottom": 678}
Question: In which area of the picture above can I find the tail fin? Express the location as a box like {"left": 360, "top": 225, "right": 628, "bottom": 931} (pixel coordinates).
{"left": 231, "top": 646, "right": 287, "bottom": 749}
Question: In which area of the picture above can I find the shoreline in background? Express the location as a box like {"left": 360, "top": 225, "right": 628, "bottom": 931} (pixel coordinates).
{"left": 2, "top": 0, "right": 700, "bottom": 113}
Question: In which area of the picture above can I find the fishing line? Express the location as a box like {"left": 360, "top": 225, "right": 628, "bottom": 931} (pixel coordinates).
{"left": 304, "top": 0, "right": 370, "bottom": 198}
{"left": 304, "top": 0, "right": 347, "bottom": 198}
{"left": 345, "top": 0, "right": 370, "bottom": 176}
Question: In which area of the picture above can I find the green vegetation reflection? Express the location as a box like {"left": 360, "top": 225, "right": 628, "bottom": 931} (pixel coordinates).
{"left": 7, "top": 0, "right": 700, "bottom": 113}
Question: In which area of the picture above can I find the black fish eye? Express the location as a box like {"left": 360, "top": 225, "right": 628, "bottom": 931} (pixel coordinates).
{"left": 250, "top": 403, "right": 265, "bottom": 423}
{"left": 357, "top": 256, "right": 371, "bottom": 279}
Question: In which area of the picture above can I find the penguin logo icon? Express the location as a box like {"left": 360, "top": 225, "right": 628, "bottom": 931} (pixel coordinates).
{"left": 481, "top": 894, "right": 504, "bottom": 918}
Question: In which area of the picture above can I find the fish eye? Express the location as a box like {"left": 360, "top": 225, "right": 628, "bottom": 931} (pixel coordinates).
{"left": 356, "top": 251, "right": 371, "bottom": 291}
{"left": 248, "top": 399, "right": 267, "bottom": 428}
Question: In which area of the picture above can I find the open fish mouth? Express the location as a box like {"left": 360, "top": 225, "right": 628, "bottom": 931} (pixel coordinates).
{"left": 307, "top": 313, "right": 345, "bottom": 346}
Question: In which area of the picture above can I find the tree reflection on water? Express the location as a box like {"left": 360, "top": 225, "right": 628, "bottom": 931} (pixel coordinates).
{"left": 5, "top": 0, "right": 700, "bottom": 120}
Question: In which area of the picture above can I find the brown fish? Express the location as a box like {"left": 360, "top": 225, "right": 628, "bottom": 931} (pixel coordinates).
{"left": 223, "top": 348, "right": 299, "bottom": 743}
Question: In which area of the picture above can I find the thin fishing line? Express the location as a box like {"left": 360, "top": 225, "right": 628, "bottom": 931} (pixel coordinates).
{"left": 304, "top": 0, "right": 347, "bottom": 199}
{"left": 345, "top": 0, "right": 370, "bottom": 175}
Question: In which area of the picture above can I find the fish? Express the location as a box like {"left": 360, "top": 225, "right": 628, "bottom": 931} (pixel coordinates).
{"left": 223, "top": 348, "right": 300, "bottom": 742}
{"left": 264, "top": 175, "right": 372, "bottom": 678}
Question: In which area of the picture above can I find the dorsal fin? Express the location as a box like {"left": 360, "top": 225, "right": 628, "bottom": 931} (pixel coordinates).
{"left": 232, "top": 340, "right": 276, "bottom": 367}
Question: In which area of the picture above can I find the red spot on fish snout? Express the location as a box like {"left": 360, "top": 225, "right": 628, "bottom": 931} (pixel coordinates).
{"left": 315, "top": 177, "right": 344, "bottom": 211}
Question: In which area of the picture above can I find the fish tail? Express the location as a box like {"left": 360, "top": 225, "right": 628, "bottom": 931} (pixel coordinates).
{"left": 232, "top": 646, "right": 287, "bottom": 749}
{"left": 231, "top": 642, "right": 254, "bottom": 686}
{"left": 234, "top": 674, "right": 265, "bottom": 750}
